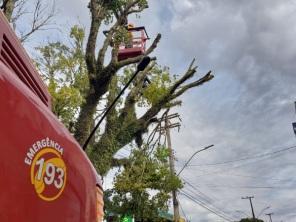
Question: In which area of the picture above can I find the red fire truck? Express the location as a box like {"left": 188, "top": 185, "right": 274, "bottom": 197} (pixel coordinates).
{"left": 0, "top": 11, "right": 104, "bottom": 222}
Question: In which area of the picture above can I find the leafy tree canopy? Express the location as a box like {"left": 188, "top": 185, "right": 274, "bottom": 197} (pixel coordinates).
{"left": 104, "top": 144, "right": 182, "bottom": 221}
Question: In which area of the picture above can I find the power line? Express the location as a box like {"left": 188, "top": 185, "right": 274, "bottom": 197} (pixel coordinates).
{"left": 181, "top": 179, "right": 238, "bottom": 221}
{"left": 180, "top": 191, "right": 236, "bottom": 222}
{"left": 181, "top": 189, "right": 237, "bottom": 221}
{"left": 182, "top": 187, "right": 239, "bottom": 222}
{"left": 198, "top": 184, "right": 276, "bottom": 189}
{"left": 179, "top": 201, "right": 189, "bottom": 222}
{"left": 183, "top": 177, "right": 290, "bottom": 190}
{"left": 192, "top": 150, "right": 293, "bottom": 179}
{"left": 189, "top": 145, "right": 296, "bottom": 167}
{"left": 203, "top": 172, "right": 287, "bottom": 182}
{"left": 180, "top": 191, "right": 235, "bottom": 222}
{"left": 182, "top": 177, "right": 218, "bottom": 203}
{"left": 182, "top": 177, "right": 255, "bottom": 218}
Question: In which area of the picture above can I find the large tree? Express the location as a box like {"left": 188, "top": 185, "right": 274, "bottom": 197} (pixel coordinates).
{"left": 3, "top": 0, "right": 214, "bottom": 175}
{"left": 104, "top": 145, "right": 182, "bottom": 221}
{"left": 72, "top": 0, "right": 213, "bottom": 175}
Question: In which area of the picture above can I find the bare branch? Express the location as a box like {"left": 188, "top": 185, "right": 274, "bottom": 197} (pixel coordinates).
{"left": 171, "top": 71, "right": 214, "bottom": 100}
{"left": 20, "top": 0, "right": 56, "bottom": 42}
{"left": 11, "top": 0, "right": 27, "bottom": 27}
{"left": 139, "top": 62, "right": 213, "bottom": 124}
{"left": 169, "top": 58, "right": 197, "bottom": 94}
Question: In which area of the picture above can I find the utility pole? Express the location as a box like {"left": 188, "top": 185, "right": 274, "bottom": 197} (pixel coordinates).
{"left": 241, "top": 196, "right": 256, "bottom": 221}
{"left": 292, "top": 101, "right": 296, "bottom": 137}
{"left": 266, "top": 213, "right": 274, "bottom": 222}
{"left": 158, "top": 112, "right": 181, "bottom": 222}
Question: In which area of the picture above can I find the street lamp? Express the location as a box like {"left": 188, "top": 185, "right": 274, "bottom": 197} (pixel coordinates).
{"left": 257, "top": 206, "right": 270, "bottom": 218}
{"left": 83, "top": 56, "right": 151, "bottom": 150}
{"left": 177, "top": 144, "right": 214, "bottom": 176}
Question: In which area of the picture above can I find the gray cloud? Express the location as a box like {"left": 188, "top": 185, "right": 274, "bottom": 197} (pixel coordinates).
{"left": 144, "top": 0, "right": 296, "bottom": 221}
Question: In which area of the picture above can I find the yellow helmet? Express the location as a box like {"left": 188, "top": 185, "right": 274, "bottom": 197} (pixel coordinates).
{"left": 128, "top": 23, "right": 134, "bottom": 29}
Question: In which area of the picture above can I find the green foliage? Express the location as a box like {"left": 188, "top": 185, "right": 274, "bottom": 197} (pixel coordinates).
{"left": 114, "top": 146, "right": 182, "bottom": 192}
{"left": 113, "top": 26, "right": 132, "bottom": 46}
{"left": 47, "top": 79, "right": 83, "bottom": 129}
{"left": 35, "top": 25, "right": 88, "bottom": 130}
{"left": 104, "top": 145, "right": 183, "bottom": 221}
{"left": 143, "top": 66, "right": 178, "bottom": 107}
{"left": 103, "top": 0, "right": 148, "bottom": 24}
{"left": 121, "top": 64, "right": 178, "bottom": 107}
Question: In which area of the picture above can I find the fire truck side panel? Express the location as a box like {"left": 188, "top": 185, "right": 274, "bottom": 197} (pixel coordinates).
{"left": 0, "top": 62, "right": 98, "bottom": 222}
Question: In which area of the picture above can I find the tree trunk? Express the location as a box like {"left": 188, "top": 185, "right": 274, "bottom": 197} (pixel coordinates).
{"left": 74, "top": 89, "right": 100, "bottom": 145}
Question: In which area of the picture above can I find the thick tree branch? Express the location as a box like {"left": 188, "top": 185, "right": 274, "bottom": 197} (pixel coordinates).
{"left": 85, "top": 0, "right": 103, "bottom": 81}
{"left": 111, "top": 157, "right": 130, "bottom": 168}
{"left": 169, "top": 58, "right": 197, "bottom": 94}
{"left": 97, "top": 21, "right": 120, "bottom": 68}
{"left": 119, "top": 62, "right": 156, "bottom": 119}
{"left": 171, "top": 71, "right": 214, "bottom": 100}
{"left": 105, "top": 74, "right": 120, "bottom": 132}
{"left": 139, "top": 60, "right": 213, "bottom": 124}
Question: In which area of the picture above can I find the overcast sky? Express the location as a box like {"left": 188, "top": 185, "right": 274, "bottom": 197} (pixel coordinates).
{"left": 23, "top": 0, "right": 296, "bottom": 221}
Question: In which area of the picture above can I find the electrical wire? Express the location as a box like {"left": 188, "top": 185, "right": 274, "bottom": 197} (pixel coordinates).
{"left": 197, "top": 184, "right": 275, "bottom": 189}
{"left": 193, "top": 150, "right": 294, "bottom": 179}
{"left": 181, "top": 178, "right": 238, "bottom": 221}
{"left": 189, "top": 145, "right": 296, "bottom": 167}
{"left": 179, "top": 201, "right": 189, "bottom": 222}
{"left": 180, "top": 190, "right": 235, "bottom": 221}
{"left": 182, "top": 177, "right": 218, "bottom": 203}
{"left": 205, "top": 172, "right": 287, "bottom": 182}
{"left": 181, "top": 177, "right": 273, "bottom": 220}
{"left": 180, "top": 191, "right": 237, "bottom": 222}
{"left": 183, "top": 189, "right": 233, "bottom": 220}
{"left": 183, "top": 174, "right": 289, "bottom": 190}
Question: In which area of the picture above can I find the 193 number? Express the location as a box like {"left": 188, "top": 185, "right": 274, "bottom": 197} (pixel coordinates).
{"left": 35, "top": 158, "right": 64, "bottom": 189}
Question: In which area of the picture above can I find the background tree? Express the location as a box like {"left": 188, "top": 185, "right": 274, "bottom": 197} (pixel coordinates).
{"left": 0, "top": 0, "right": 55, "bottom": 42}
{"left": 35, "top": 25, "right": 88, "bottom": 131}
{"left": 104, "top": 144, "right": 182, "bottom": 221}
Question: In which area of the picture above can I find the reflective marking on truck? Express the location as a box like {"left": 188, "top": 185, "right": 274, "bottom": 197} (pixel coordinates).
{"left": 24, "top": 137, "right": 64, "bottom": 166}
{"left": 24, "top": 139, "right": 67, "bottom": 201}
